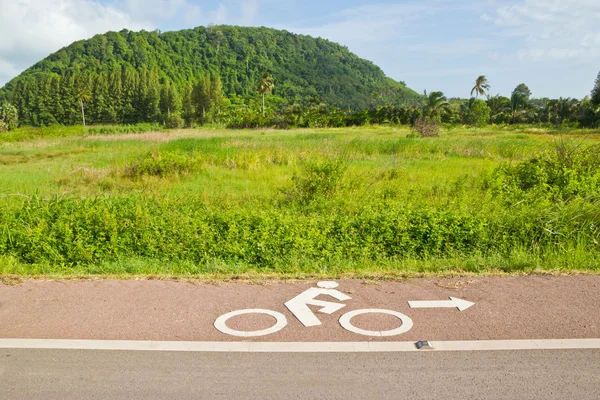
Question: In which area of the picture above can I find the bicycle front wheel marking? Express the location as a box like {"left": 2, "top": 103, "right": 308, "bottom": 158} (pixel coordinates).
{"left": 214, "top": 309, "right": 288, "bottom": 337}
{"left": 339, "top": 309, "right": 414, "bottom": 337}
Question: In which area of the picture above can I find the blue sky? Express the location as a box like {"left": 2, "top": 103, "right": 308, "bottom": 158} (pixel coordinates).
{"left": 1, "top": 0, "right": 599, "bottom": 99}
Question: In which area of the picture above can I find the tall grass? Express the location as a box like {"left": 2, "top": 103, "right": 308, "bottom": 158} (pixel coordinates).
{"left": 0, "top": 126, "right": 599, "bottom": 277}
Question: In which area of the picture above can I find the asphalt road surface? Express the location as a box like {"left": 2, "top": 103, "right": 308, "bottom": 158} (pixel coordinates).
{"left": 2, "top": 348, "right": 599, "bottom": 400}
{"left": 1, "top": 276, "right": 599, "bottom": 399}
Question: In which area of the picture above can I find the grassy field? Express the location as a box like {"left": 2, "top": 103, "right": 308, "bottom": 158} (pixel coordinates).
{"left": 1, "top": 125, "right": 599, "bottom": 279}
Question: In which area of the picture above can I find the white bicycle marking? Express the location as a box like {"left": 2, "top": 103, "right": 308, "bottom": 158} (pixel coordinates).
{"left": 317, "top": 281, "right": 339, "bottom": 289}
{"left": 339, "top": 309, "right": 414, "bottom": 337}
{"left": 284, "top": 285, "right": 351, "bottom": 327}
{"left": 214, "top": 309, "right": 288, "bottom": 338}
{"left": 214, "top": 281, "right": 475, "bottom": 338}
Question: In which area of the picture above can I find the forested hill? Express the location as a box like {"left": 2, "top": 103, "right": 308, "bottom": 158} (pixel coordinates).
{"left": 0, "top": 25, "right": 420, "bottom": 126}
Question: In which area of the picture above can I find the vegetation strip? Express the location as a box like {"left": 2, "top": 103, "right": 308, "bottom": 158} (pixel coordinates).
{"left": 0, "top": 127, "right": 598, "bottom": 277}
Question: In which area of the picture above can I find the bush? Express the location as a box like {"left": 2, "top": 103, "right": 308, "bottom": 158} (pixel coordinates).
{"left": 124, "top": 151, "right": 203, "bottom": 178}
{"left": 0, "top": 102, "right": 18, "bottom": 131}
{"left": 1, "top": 195, "right": 597, "bottom": 268}
{"left": 465, "top": 99, "right": 491, "bottom": 128}
{"left": 283, "top": 158, "right": 347, "bottom": 204}
{"left": 489, "top": 141, "right": 600, "bottom": 202}
{"left": 164, "top": 114, "right": 184, "bottom": 129}
{"left": 413, "top": 119, "right": 440, "bottom": 137}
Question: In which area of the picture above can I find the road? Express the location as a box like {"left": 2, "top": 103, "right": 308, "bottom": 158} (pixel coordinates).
{"left": 1, "top": 276, "right": 599, "bottom": 398}
{"left": 2, "top": 348, "right": 599, "bottom": 399}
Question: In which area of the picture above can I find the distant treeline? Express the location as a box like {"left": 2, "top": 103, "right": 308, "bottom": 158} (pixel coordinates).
{"left": 4, "top": 68, "right": 600, "bottom": 130}
{"left": 4, "top": 68, "right": 225, "bottom": 127}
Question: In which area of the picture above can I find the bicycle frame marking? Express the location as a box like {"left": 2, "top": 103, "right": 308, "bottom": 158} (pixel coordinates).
{"left": 284, "top": 286, "right": 351, "bottom": 327}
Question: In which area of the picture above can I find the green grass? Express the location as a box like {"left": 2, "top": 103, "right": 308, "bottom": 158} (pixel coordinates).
{"left": 0, "top": 125, "right": 599, "bottom": 279}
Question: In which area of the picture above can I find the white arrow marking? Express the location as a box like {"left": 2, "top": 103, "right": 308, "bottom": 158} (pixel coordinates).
{"left": 408, "top": 297, "right": 475, "bottom": 312}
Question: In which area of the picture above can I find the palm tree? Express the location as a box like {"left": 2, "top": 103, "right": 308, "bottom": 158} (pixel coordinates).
{"left": 556, "top": 97, "right": 578, "bottom": 124}
{"left": 259, "top": 73, "right": 274, "bottom": 117}
{"left": 423, "top": 90, "right": 449, "bottom": 121}
{"left": 486, "top": 95, "right": 511, "bottom": 123}
{"left": 471, "top": 75, "right": 490, "bottom": 98}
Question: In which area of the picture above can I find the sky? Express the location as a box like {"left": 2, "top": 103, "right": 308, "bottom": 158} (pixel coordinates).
{"left": 1, "top": 0, "right": 599, "bottom": 99}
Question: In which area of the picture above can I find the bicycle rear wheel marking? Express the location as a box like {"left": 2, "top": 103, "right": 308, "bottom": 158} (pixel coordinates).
{"left": 339, "top": 309, "right": 414, "bottom": 337}
{"left": 214, "top": 309, "right": 288, "bottom": 337}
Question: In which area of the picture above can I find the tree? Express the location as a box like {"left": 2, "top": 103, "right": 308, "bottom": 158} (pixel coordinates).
{"left": 471, "top": 75, "right": 490, "bottom": 98}
{"left": 510, "top": 83, "right": 532, "bottom": 123}
{"left": 259, "top": 72, "right": 274, "bottom": 116}
{"left": 77, "top": 89, "right": 91, "bottom": 127}
{"left": 210, "top": 76, "right": 225, "bottom": 116}
{"left": 192, "top": 76, "right": 212, "bottom": 123}
{"left": 556, "top": 98, "right": 578, "bottom": 125}
{"left": 591, "top": 71, "right": 600, "bottom": 106}
{"left": 423, "top": 90, "right": 449, "bottom": 121}
{"left": 181, "top": 84, "right": 195, "bottom": 127}
{"left": 0, "top": 102, "right": 18, "bottom": 131}
{"left": 159, "top": 82, "right": 181, "bottom": 118}
{"left": 512, "top": 83, "right": 532, "bottom": 102}
{"left": 464, "top": 99, "right": 490, "bottom": 127}
{"left": 486, "top": 95, "right": 511, "bottom": 124}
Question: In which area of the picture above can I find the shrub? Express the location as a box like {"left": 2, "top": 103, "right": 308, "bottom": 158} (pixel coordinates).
{"left": 465, "top": 99, "right": 491, "bottom": 128}
{"left": 489, "top": 141, "right": 600, "bottom": 202}
{"left": 413, "top": 119, "right": 440, "bottom": 137}
{"left": 1, "top": 195, "right": 596, "bottom": 269}
{"left": 0, "top": 102, "right": 18, "bottom": 131}
{"left": 164, "top": 113, "right": 184, "bottom": 129}
{"left": 124, "top": 151, "right": 202, "bottom": 178}
{"left": 283, "top": 158, "right": 347, "bottom": 204}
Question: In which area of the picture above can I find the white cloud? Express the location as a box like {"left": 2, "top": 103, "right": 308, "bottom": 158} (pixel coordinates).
{"left": 406, "top": 38, "right": 488, "bottom": 57}
{"left": 494, "top": 0, "right": 600, "bottom": 61}
{"left": 0, "top": 0, "right": 152, "bottom": 86}
{"left": 294, "top": 3, "right": 433, "bottom": 44}
{"left": 240, "top": 0, "right": 260, "bottom": 25}
{"left": 205, "top": 1, "right": 262, "bottom": 26}
{"left": 209, "top": 3, "right": 230, "bottom": 24}
{"left": 121, "top": 0, "right": 202, "bottom": 24}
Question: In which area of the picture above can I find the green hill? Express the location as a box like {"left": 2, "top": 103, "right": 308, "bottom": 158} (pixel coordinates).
{"left": 0, "top": 25, "right": 421, "bottom": 126}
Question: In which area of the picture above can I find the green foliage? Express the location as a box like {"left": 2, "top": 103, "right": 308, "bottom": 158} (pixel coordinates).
{"left": 591, "top": 71, "right": 600, "bottom": 106}
{"left": 471, "top": 75, "right": 490, "bottom": 98}
{"left": 423, "top": 91, "right": 449, "bottom": 121}
{"left": 283, "top": 158, "right": 347, "bottom": 204}
{"left": 490, "top": 141, "right": 600, "bottom": 202}
{"left": 86, "top": 123, "right": 163, "bottom": 135}
{"left": 0, "top": 193, "right": 597, "bottom": 270}
{"left": 0, "top": 126, "right": 599, "bottom": 275}
{"left": 0, "top": 102, "right": 18, "bottom": 131}
{"left": 164, "top": 113, "right": 184, "bottom": 129}
{"left": 125, "top": 151, "right": 203, "bottom": 178}
{"left": 465, "top": 99, "right": 491, "bottom": 127}
{"left": 0, "top": 25, "right": 421, "bottom": 127}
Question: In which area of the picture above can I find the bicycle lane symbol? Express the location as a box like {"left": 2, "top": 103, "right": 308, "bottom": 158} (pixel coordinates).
{"left": 214, "top": 281, "right": 415, "bottom": 338}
